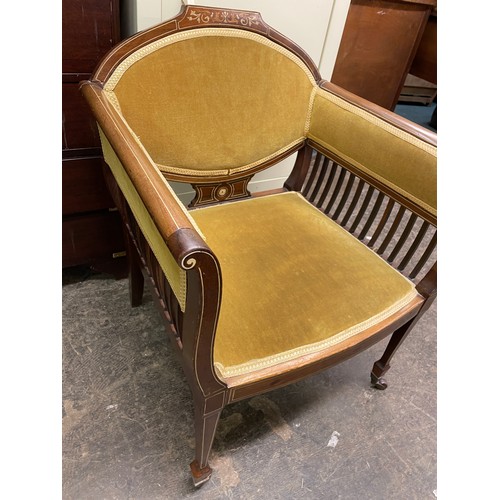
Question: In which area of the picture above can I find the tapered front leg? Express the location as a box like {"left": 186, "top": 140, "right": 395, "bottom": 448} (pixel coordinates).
{"left": 370, "top": 320, "right": 414, "bottom": 390}
{"left": 372, "top": 266, "right": 437, "bottom": 390}
{"left": 190, "top": 403, "right": 223, "bottom": 487}
{"left": 370, "top": 360, "right": 390, "bottom": 390}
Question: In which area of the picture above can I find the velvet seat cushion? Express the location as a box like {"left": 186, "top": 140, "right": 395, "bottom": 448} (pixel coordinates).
{"left": 190, "top": 192, "right": 417, "bottom": 379}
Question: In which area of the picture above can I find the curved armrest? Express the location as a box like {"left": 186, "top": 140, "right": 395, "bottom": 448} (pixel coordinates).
{"left": 81, "top": 80, "right": 220, "bottom": 322}
{"left": 307, "top": 81, "right": 437, "bottom": 225}
{"left": 82, "top": 80, "right": 226, "bottom": 394}
{"left": 80, "top": 81, "right": 208, "bottom": 259}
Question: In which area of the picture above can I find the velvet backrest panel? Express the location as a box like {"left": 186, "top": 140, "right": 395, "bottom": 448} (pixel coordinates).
{"left": 103, "top": 28, "right": 316, "bottom": 178}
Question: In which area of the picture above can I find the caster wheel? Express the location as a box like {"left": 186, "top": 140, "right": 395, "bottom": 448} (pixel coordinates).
{"left": 370, "top": 374, "right": 388, "bottom": 390}
{"left": 190, "top": 460, "right": 212, "bottom": 487}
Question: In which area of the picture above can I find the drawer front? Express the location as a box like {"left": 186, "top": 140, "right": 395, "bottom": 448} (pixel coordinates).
{"left": 62, "top": 157, "right": 114, "bottom": 215}
{"left": 62, "top": 211, "right": 125, "bottom": 268}
{"left": 62, "top": 82, "right": 101, "bottom": 150}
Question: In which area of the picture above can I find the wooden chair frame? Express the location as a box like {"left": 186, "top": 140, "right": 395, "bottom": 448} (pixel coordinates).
{"left": 81, "top": 5, "right": 437, "bottom": 486}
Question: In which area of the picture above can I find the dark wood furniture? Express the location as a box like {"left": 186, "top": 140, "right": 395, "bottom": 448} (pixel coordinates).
{"left": 409, "top": 8, "right": 437, "bottom": 85}
{"left": 399, "top": 73, "right": 436, "bottom": 105}
{"left": 62, "top": 0, "right": 126, "bottom": 275}
{"left": 81, "top": 5, "right": 437, "bottom": 487}
{"left": 399, "top": 8, "right": 437, "bottom": 105}
{"left": 331, "top": 0, "right": 437, "bottom": 110}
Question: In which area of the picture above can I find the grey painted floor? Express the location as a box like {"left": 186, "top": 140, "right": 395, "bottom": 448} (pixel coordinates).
{"left": 394, "top": 102, "right": 436, "bottom": 132}
{"left": 62, "top": 271, "right": 436, "bottom": 500}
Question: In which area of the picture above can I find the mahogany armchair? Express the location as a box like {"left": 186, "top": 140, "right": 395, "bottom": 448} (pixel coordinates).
{"left": 81, "top": 5, "right": 437, "bottom": 487}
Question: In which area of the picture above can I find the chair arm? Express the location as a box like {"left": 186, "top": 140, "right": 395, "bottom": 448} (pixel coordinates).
{"left": 307, "top": 80, "right": 437, "bottom": 225}
{"left": 319, "top": 81, "right": 437, "bottom": 147}
{"left": 80, "top": 81, "right": 209, "bottom": 263}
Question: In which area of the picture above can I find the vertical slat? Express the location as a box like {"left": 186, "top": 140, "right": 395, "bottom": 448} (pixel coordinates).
{"left": 332, "top": 172, "right": 356, "bottom": 220}
{"left": 317, "top": 161, "right": 338, "bottom": 208}
{"left": 348, "top": 185, "right": 375, "bottom": 234}
{"left": 325, "top": 167, "right": 347, "bottom": 214}
{"left": 156, "top": 270, "right": 168, "bottom": 309}
{"left": 309, "top": 156, "right": 331, "bottom": 203}
{"left": 302, "top": 151, "right": 323, "bottom": 197}
{"left": 387, "top": 213, "right": 418, "bottom": 263}
{"left": 409, "top": 232, "right": 437, "bottom": 279}
{"left": 285, "top": 143, "right": 314, "bottom": 192}
{"left": 305, "top": 148, "right": 437, "bottom": 284}
{"left": 398, "top": 221, "right": 430, "bottom": 271}
{"left": 168, "top": 284, "right": 182, "bottom": 340}
{"left": 376, "top": 204, "right": 406, "bottom": 255}
{"left": 340, "top": 178, "right": 365, "bottom": 227}
{"left": 367, "top": 198, "right": 395, "bottom": 248}
{"left": 358, "top": 191, "right": 385, "bottom": 240}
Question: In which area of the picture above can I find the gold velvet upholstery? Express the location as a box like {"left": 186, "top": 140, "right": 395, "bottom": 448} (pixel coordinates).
{"left": 104, "top": 28, "right": 315, "bottom": 177}
{"left": 307, "top": 88, "right": 437, "bottom": 217}
{"left": 191, "top": 192, "right": 417, "bottom": 378}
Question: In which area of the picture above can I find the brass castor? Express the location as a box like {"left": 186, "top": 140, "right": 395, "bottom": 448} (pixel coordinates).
{"left": 190, "top": 460, "right": 213, "bottom": 487}
{"left": 370, "top": 373, "right": 388, "bottom": 390}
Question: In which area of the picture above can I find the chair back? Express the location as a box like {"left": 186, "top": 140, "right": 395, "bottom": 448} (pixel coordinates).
{"left": 92, "top": 6, "right": 321, "bottom": 183}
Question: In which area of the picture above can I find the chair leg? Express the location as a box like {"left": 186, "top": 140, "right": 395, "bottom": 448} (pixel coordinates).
{"left": 370, "top": 321, "right": 414, "bottom": 390}
{"left": 190, "top": 404, "right": 223, "bottom": 487}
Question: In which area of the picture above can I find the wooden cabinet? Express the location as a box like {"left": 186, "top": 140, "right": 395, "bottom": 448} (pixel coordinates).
{"left": 331, "top": 0, "right": 436, "bottom": 110}
{"left": 409, "top": 9, "right": 437, "bottom": 85}
{"left": 62, "top": 0, "right": 126, "bottom": 275}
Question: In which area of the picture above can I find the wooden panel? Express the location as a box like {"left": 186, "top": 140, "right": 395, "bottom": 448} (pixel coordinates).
{"left": 409, "top": 12, "right": 437, "bottom": 84}
{"left": 62, "top": 0, "right": 120, "bottom": 74}
{"left": 399, "top": 73, "right": 437, "bottom": 104}
{"left": 62, "top": 82, "right": 101, "bottom": 150}
{"left": 331, "top": 0, "right": 432, "bottom": 109}
{"left": 62, "top": 157, "right": 115, "bottom": 215}
{"left": 62, "top": 211, "right": 125, "bottom": 268}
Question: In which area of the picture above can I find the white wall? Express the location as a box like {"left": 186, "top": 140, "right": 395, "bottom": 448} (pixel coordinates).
{"left": 120, "top": 0, "right": 351, "bottom": 205}
{"left": 121, "top": 0, "right": 185, "bottom": 37}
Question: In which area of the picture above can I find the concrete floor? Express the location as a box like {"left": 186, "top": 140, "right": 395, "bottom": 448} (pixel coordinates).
{"left": 394, "top": 101, "right": 436, "bottom": 132}
{"left": 62, "top": 269, "right": 436, "bottom": 499}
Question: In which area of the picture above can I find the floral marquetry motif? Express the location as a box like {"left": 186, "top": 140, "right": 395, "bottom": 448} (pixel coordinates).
{"left": 180, "top": 7, "right": 266, "bottom": 33}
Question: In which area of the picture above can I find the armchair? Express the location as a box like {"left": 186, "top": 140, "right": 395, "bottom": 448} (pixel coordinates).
{"left": 81, "top": 4, "right": 437, "bottom": 487}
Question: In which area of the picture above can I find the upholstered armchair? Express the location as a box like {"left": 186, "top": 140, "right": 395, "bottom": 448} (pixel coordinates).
{"left": 81, "top": 5, "right": 437, "bottom": 487}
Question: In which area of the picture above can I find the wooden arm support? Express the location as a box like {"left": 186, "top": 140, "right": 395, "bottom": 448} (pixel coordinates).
{"left": 81, "top": 80, "right": 225, "bottom": 398}
{"left": 80, "top": 81, "right": 209, "bottom": 263}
